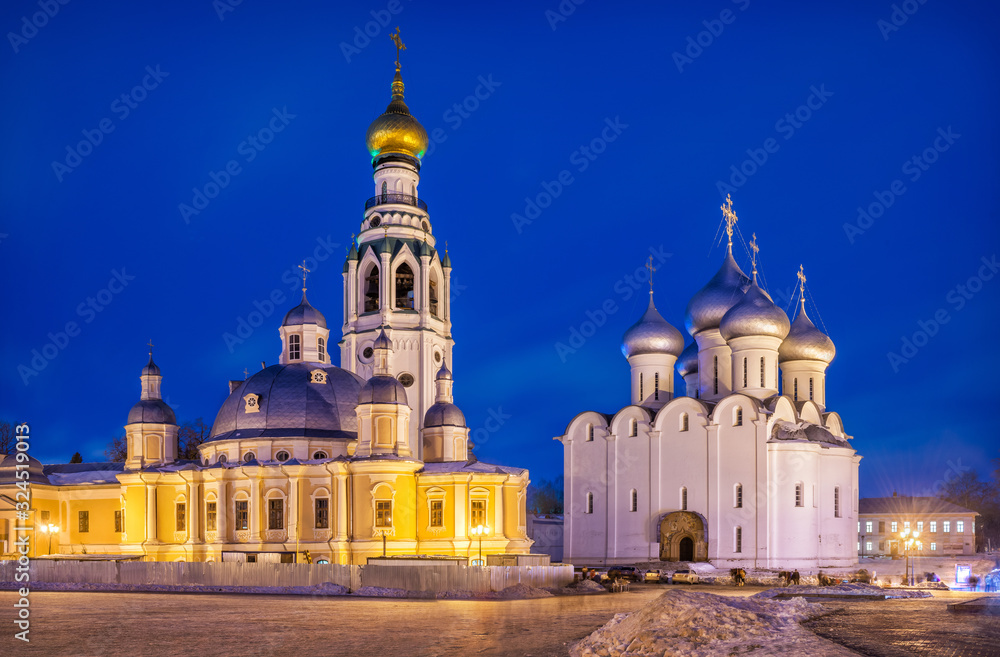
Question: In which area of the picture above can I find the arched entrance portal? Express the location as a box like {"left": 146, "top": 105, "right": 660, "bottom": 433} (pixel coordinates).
{"left": 659, "top": 511, "right": 708, "bottom": 562}
{"left": 679, "top": 536, "right": 694, "bottom": 562}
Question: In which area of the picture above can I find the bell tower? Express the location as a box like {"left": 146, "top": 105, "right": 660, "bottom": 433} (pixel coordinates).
{"left": 340, "top": 30, "right": 454, "bottom": 460}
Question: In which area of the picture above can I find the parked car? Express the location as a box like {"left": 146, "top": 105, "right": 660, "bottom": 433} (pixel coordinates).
{"left": 608, "top": 566, "right": 644, "bottom": 582}
{"left": 644, "top": 569, "right": 664, "bottom": 582}
{"left": 672, "top": 569, "right": 699, "bottom": 585}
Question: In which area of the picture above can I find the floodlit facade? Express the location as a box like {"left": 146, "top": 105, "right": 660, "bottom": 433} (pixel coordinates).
{"left": 858, "top": 495, "right": 978, "bottom": 557}
{"left": 559, "top": 202, "right": 861, "bottom": 568}
{"left": 0, "top": 52, "right": 531, "bottom": 565}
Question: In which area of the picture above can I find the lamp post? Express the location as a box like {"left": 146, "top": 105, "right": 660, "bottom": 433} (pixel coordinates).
{"left": 381, "top": 512, "right": 391, "bottom": 557}
{"left": 899, "top": 529, "right": 919, "bottom": 585}
{"left": 861, "top": 534, "right": 865, "bottom": 559}
{"left": 39, "top": 524, "right": 59, "bottom": 556}
{"left": 471, "top": 524, "right": 489, "bottom": 565}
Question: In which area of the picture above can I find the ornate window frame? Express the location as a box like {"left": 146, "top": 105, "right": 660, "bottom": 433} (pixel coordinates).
{"left": 425, "top": 487, "right": 446, "bottom": 534}
{"left": 370, "top": 482, "right": 396, "bottom": 536}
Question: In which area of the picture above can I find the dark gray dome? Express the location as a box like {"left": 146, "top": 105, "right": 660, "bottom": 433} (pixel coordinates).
{"left": 0, "top": 454, "right": 49, "bottom": 486}
{"left": 685, "top": 247, "right": 750, "bottom": 336}
{"left": 282, "top": 292, "right": 327, "bottom": 329}
{"left": 209, "top": 363, "right": 364, "bottom": 442}
{"left": 142, "top": 355, "right": 160, "bottom": 376}
{"left": 373, "top": 328, "right": 392, "bottom": 350}
{"left": 677, "top": 341, "right": 699, "bottom": 377}
{"left": 359, "top": 375, "right": 407, "bottom": 404}
{"left": 128, "top": 399, "right": 176, "bottom": 425}
{"left": 779, "top": 306, "right": 836, "bottom": 363}
{"left": 424, "top": 402, "right": 466, "bottom": 427}
{"left": 720, "top": 282, "right": 790, "bottom": 341}
{"left": 621, "top": 297, "right": 684, "bottom": 359}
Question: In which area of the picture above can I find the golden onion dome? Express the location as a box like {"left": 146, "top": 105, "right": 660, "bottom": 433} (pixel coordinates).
{"left": 365, "top": 68, "right": 428, "bottom": 161}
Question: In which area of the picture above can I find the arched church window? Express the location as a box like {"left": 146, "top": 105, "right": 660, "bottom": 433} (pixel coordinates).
{"left": 395, "top": 263, "right": 415, "bottom": 309}
{"left": 429, "top": 276, "right": 439, "bottom": 317}
{"left": 381, "top": 181, "right": 387, "bottom": 203}
{"left": 654, "top": 372, "right": 660, "bottom": 401}
{"left": 629, "top": 419, "right": 637, "bottom": 437}
{"left": 585, "top": 492, "right": 593, "bottom": 514}
{"left": 639, "top": 373, "right": 643, "bottom": 401}
{"left": 713, "top": 356, "right": 719, "bottom": 395}
{"left": 680, "top": 487, "right": 688, "bottom": 511}
{"left": 735, "top": 526, "right": 743, "bottom": 553}
{"left": 760, "top": 357, "right": 765, "bottom": 387}
{"left": 629, "top": 489, "right": 637, "bottom": 512}
{"left": 318, "top": 337, "right": 326, "bottom": 362}
{"left": 742, "top": 357, "right": 747, "bottom": 388}
{"left": 411, "top": 183, "right": 416, "bottom": 200}
{"left": 735, "top": 484, "right": 743, "bottom": 508}
{"left": 734, "top": 407, "right": 742, "bottom": 426}
{"left": 586, "top": 424, "right": 594, "bottom": 442}
{"left": 793, "top": 379, "right": 798, "bottom": 402}
{"left": 364, "top": 264, "right": 380, "bottom": 313}
{"left": 680, "top": 413, "right": 689, "bottom": 432}
{"left": 243, "top": 452, "right": 256, "bottom": 462}
{"left": 312, "top": 451, "right": 328, "bottom": 460}
{"left": 834, "top": 487, "right": 841, "bottom": 518}
{"left": 218, "top": 454, "right": 228, "bottom": 464}
{"left": 794, "top": 483, "right": 804, "bottom": 507}
{"left": 275, "top": 451, "right": 290, "bottom": 462}
{"left": 288, "top": 334, "right": 301, "bottom": 361}
{"left": 809, "top": 377, "right": 814, "bottom": 400}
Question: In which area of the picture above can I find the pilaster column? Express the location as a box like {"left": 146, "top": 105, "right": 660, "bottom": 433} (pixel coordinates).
{"left": 188, "top": 480, "right": 199, "bottom": 543}
{"left": 217, "top": 481, "right": 227, "bottom": 542}
{"left": 288, "top": 473, "right": 299, "bottom": 541}
{"left": 145, "top": 485, "right": 157, "bottom": 543}
{"left": 335, "top": 475, "right": 348, "bottom": 541}
{"left": 250, "top": 477, "right": 260, "bottom": 541}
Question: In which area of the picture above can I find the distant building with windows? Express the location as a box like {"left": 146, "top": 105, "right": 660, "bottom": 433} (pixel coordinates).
{"left": 857, "top": 495, "right": 978, "bottom": 557}
{"left": 558, "top": 200, "right": 860, "bottom": 569}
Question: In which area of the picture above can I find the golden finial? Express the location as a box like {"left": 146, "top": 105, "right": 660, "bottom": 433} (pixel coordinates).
{"left": 749, "top": 232, "right": 759, "bottom": 283}
{"left": 298, "top": 260, "right": 310, "bottom": 293}
{"left": 445, "top": 240, "right": 449, "bottom": 255}
{"left": 390, "top": 27, "right": 406, "bottom": 71}
{"left": 721, "top": 194, "right": 738, "bottom": 248}
{"left": 243, "top": 367, "right": 249, "bottom": 379}
{"left": 797, "top": 265, "right": 807, "bottom": 311}
{"left": 645, "top": 255, "right": 656, "bottom": 297}
{"left": 147, "top": 339, "right": 154, "bottom": 356}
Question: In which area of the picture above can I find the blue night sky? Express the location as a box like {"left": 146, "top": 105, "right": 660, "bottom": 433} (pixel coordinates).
{"left": 1, "top": 0, "right": 997, "bottom": 498}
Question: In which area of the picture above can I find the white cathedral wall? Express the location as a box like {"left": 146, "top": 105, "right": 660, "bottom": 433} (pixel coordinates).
{"left": 562, "top": 416, "right": 613, "bottom": 563}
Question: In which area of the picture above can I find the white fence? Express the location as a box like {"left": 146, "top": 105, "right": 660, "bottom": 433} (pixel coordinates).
{"left": 0, "top": 561, "right": 573, "bottom": 594}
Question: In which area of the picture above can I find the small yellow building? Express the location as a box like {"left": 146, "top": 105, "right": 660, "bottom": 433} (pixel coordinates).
{"left": 0, "top": 48, "right": 531, "bottom": 565}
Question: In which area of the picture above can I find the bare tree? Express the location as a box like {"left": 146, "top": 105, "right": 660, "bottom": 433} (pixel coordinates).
{"left": 105, "top": 434, "right": 127, "bottom": 462}
{"left": 0, "top": 421, "right": 15, "bottom": 455}
{"left": 178, "top": 418, "right": 210, "bottom": 460}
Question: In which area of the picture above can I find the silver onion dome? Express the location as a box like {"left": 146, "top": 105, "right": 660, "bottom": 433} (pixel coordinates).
{"left": 720, "top": 282, "right": 790, "bottom": 341}
{"left": 779, "top": 306, "right": 836, "bottom": 363}
{"left": 621, "top": 296, "right": 684, "bottom": 359}
{"left": 677, "top": 341, "right": 699, "bottom": 377}
{"left": 359, "top": 375, "right": 407, "bottom": 405}
{"left": 685, "top": 247, "right": 750, "bottom": 336}
{"left": 424, "top": 402, "right": 466, "bottom": 428}
{"left": 282, "top": 291, "right": 327, "bottom": 329}
{"left": 436, "top": 360, "right": 452, "bottom": 380}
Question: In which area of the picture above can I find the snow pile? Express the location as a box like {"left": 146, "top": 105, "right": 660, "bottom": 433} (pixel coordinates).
{"left": 771, "top": 420, "right": 849, "bottom": 447}
{"left": 4, "top": 581, "right": 350, "bottom": 596}
{"left": 753, "top": 583, "right": 931, "bottom": 599}
{"left": 352, "top": 586, "right": 431, "bottom": 598}
{"left": 570, "top": 579, "right": 609, "bottom": 592}
{"left": 571, "top": 589, "right": 834, "bottom": 657}
{"left": 492, "top": 583, "right": 554, "bottom": 599}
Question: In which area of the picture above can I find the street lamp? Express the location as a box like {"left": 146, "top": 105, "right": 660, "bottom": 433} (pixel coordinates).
{"left": 380, "top": 512, "right": 392, "bottom": 557}
{"left": 471, "top": 524, "right": 489, "bottom": 566}
{"left": 39, "top": 523, "right": 59, "bottom": 556}
{"left": 899, "top": 529, "right": 919, "bottom": 585}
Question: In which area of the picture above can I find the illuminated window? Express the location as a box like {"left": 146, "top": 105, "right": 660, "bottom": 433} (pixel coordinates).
{"left": 957, "top": 521, "right": 964, "bottom": 533}
{"left": 395, "top": 263, "right": 415, "bottom": 309}
{"left": 206, "top": 502, "right": 217, "bottom": 532}
{"left": 629, "top": 489, "right": 637, "bottom": 512}
{"left": 430, "top": 500, "right": 443, "bottom": 528}
{"left": 917, "top": 521, "right": 923, "bottom": 532}
{"left": 585, "top": 492, "right": 593, "bottom": 514}
{"left": 375, "top": 500, "right": 392, "bottom": 528}
{"left": 931, "top": 542, "right": 937, "bottom": 551}
{"left": 681, "top": 487, "right": 688, "bottom": 511}
{"left": 318, "top": 337, "right": 326, "bottom": 362}
{"left": 930, "top": 521, "right": 936, "bottom": 532}
{"left": 735, "top": 484, "right": 743, "bottom": 508}
{"left": 891, "top": 521, "right": 898, "bottom": 533}
{"left": 114, "top": 510, "right": 123, "bottom": 533}
{"left": 795, "top": 483, "right": 803, "bottom": 508}
{"left": 176, "top": 503, "right": 186, "bottom": 532}
{"left": 315, "top": 498, "right": 329, "bottom": 529}
{"left": 235, "top": 500, "right": 249, "bottom": 530}
{"left": 471, "top": 500, "right": 487, "bottom": 528}
{"left": 866, "top": 521, "right": 873, "bottom": 533}
{"left": 268, "top": 499, "right": 284, "bottom": 530}
{"left": 78, "top": 510, "right": 89, "bottom": 533}
{"left": 904, "top": 521, "right": 910, "bottom": 531}
{"left": 288, "top": 334, "right": 301, "bottom": 360}
{"left": 735, "top": 526, "right": 742, "bottom": 553}
{"left": 866, "top": 541, "right": 872, "bottom": 552}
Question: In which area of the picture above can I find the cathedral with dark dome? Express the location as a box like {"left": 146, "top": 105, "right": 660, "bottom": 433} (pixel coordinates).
{"left": 559, "top": 196, "right": 860, "bottom": 568}
{"left": 0, "top": 42, "right": 531, "bottom": 564}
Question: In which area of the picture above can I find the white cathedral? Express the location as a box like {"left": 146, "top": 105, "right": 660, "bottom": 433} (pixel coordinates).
{"left": 558, "top": 199, "right": 860, "bottom": 568}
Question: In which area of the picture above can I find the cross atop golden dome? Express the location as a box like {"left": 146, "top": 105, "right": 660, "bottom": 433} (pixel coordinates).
{"left": 365, "top": 27, "right": 428, "bottom": 162}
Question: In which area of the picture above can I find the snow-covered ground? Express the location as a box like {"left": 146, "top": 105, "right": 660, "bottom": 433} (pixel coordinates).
{"left": 753, "top": 583, "right": 931, "bottom": 599}
{"left": 570, "top": 589, "right": 856, "bottom": 656}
